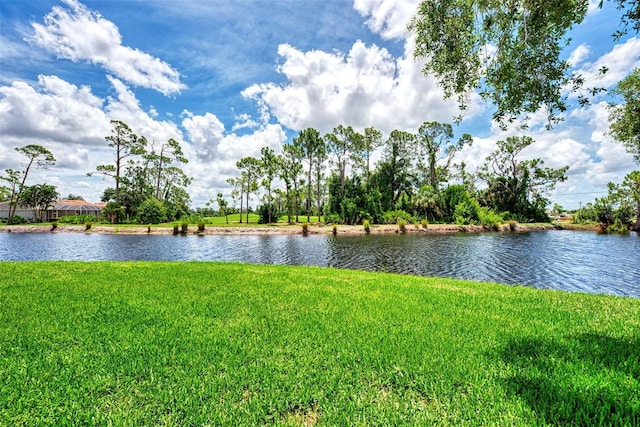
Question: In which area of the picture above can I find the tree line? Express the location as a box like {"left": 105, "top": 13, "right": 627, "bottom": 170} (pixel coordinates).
{"left": 224, "top": 122, "right": 569, "bottom": 227}
{"left": 0, "top": 120, "right": 192, "bottom": 225}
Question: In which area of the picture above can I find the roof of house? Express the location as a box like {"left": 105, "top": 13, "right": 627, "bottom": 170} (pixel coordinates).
{"left": 0, "top": 200, "right": 105, "bottom": 211}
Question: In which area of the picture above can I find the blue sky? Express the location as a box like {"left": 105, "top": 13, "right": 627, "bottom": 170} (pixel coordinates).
{"left": 1, "top": 0, "right": 638, "bottom": 209}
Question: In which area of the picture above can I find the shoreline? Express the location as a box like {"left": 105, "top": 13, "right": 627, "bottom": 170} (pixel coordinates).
{"left": 0, "top": 222, "right": 586, "bottom": 236}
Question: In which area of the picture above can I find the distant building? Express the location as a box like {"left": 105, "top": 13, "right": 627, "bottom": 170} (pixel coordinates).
{"left": 0, "top": 199, "right": 105, "bottom": 222}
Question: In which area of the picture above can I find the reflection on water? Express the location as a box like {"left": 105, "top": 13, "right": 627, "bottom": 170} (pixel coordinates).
{"left": 1, "top": 231, "right": 638, "bottom": 297}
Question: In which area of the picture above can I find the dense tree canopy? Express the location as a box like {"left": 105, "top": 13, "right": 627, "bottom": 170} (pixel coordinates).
{"left": 409, "top": 0, "right": 639, "bottom": 127}
{"left": 1, "top": 144, "right": 56, "bottom": 224}
{"left": 609, "top": 68, "right": 640, "bottom": 163}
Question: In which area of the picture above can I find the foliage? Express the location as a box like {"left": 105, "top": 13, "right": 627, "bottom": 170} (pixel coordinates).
{"left": 56, "top": 214, "right": 99, "bottom": 225}
{"left": 136, "top": 197, "right": 167, "bottom": 224}
{"left": 197, "top": 221, "right": 205, "bottom": 233}
{"left": 583, "top": 170, "right": 640, "bottom": 232}
{"left": 257, "top": 204, "right": 282, "bottom": 224}
{"left": 84, "top": 221, "right": 92, "bottom": 231}
{"left": 609, "top": 68, "right": 640, "bottom": 164}
{"left": 478, "top": 136, "right": 568, "bottom": 222}
{"left": 408, "top": 0, "right": 636, "bottom": 127}
{"left": 91, "top": 121, "right": 191, "bottom": 223}
{"left": 362, "top": 219, "right": 371, "bottom": 233}
{"left": 215, "top": 192, "right": 229, "bottom": 224}
{"left": 8, "top": 214, "right": 27, "bottom": 224}
{"left": 101, "top": 201, "right": 126, "bottom": 224}
{"left": 18, "top": 183, "right": 58, "bottom": 222}
{"left": 397, "top": 218, "right": 407, "bottom": 233}
{"left": 454, "top": 197, "right": 481, "bottom": 225}
{"left": 477, "top": 206, "right": 504, "bottom": 227}
{"left": 416, "top": 122, "right": 472, "bottom": 189}
{"left": 382, "top": 210, "right": 414, "bottom": 225}
{"left": 1, "top": 144, "right": 56, "bottom": 224}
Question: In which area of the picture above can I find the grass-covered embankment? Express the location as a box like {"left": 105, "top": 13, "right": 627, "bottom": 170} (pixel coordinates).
{"left": 1, "top": 262, "right": 638, "bottom": 425}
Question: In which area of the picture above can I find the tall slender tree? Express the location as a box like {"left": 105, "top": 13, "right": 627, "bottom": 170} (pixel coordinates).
{"left": 236, "top": 156, "right": 260, "bottom": 223}
{"left": 1, "top": 144, "right": 56, "bottom": 224}
{"left": 280, "top": 144, "right": 303, "bottom": 223}
{"left": 416, "top": 122, "right": 472, "bottom": 192}
{"left": 88, "top": 120, "right": 146, "bottom": 205}
{"left": 293, "top": 128, "right": 325, "bottom": 222}
{"left": 259, "top": 146, "right": 280, "bottom": 223}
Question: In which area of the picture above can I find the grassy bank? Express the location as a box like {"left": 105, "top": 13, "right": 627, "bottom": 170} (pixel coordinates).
{"left": 1, "top": 262, "right": 638, "bottom": 425}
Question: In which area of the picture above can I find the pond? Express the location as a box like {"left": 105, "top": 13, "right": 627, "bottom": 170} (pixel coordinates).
{"left": 1, "top": 230, "right": 638, "bottom": 297}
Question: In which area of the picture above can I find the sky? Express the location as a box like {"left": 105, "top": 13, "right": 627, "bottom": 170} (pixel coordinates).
{"left": 0, "top": 0, "right": 638, "bottom": 210}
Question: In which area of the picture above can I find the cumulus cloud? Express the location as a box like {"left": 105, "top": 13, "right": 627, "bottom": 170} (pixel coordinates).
{"left": 181, "top": 111, "right": 287, "bottom": 203}
{"left": 242, "top": 39, "right": 464, "bottom": 136}
{"left": 353, "top": 0, "right": 420, "bottom": 40}
{"left": 572, "top": 37, "right": 640, "bottom": 93}
{"left": 0, "top": 75, "right": 109, "bottom": 146}
{"left": 29, "top": 0, "right": 185, "bottom": 95}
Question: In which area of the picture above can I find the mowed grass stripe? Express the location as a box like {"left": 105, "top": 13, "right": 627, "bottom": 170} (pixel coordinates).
{"left": 0, "top": 262, "right": 638, "bottom": 425}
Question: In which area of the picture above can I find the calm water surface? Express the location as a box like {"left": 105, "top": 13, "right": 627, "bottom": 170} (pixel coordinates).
{"left": 1, "top": 231, "right": 638, "bottom": 297}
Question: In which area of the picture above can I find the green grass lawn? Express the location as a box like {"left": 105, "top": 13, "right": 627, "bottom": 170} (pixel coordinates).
{"left": 1, "top": 262, "right": 638, "bottom": 425}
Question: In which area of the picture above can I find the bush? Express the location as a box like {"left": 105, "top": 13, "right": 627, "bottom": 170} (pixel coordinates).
{"left": 382, "top": 210, "right": 413, "bottom": 225}
{"left": 301, "top": 222, "right": 309, "bottom": 235}
{"left": 332, "top": 224, "right": 337, "bottom": 235}
{"left": 398, "top": 219, "right": 407, "bottom": 233}
{"left": 84, "top": 221, "right": 92, "bottom": 231}
{"left": 197, "top": 222, "right": 205, "bottom": 233}
{"left": 173, "top": 224, "right": 180, "bottom": 235}
{"left": 181, "top": 222, "right": 189, "bottom": 234}
{"left": 137, "top": 198, "right": 167, "bottom": 225}
{"left": 9, "top": 215, "right": 27, "bottom": 225}
{"left": 324, "top": 213, "right": 342, "bottom": 224}
{"left": 50, "top": 221, "right": 58, "bottom": 231}
{"left": 421, "top": 219, "right": 428, "bottom": 229}
{"left": 478, "top": 207, "right": 504, "bottom": 227}
{"left": 363, "top": 219, "right": 371, "bottom": 234}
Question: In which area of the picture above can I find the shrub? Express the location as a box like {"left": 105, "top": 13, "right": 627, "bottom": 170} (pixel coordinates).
{"left": 9, "top": 215, "right": 27, "bottom": 225}
{"left": 454, "top": 198, "right": 480, "bottom": 225}
{"left": 181, "top": 222, "right": 189, "bottom": 234}
{"left": 478, "top": 207, "right": 504, "bottom": 227}
{"left": 509, "top": 220, "right": 518, "bottom": 231}
{"left": 382, "top": 210, "right": 413, "bottom": 225}
{"left": 197, "top": 222, "right": 205, "bottom": 233}
{"left": 301, "top": 222, "right": 309, "bottom": 235}
{"left": 398, "top": 219, "right": 407, "bottom": 233}
{"left": 173, "top": 224, "right": 179, "bottom": 235}
{"left": 363, "top": 219, "right": 371, "bottom": 234}
{"left": 421, "top": 219, "right": 428, "bottom": 229}
{"left": 324, "top": 213, "right": 342, "bottom": 225}
{"left": 332, "top": 224, "right": 337, "bottom": 235}
{"left": 84, "top": 221, "right": 92, "bottom": 231}
{"left": 50, "top": 221, "right": 58, "bottom": 231}
{"left": 137, "top": 198, "right": 167, "bottom": 225}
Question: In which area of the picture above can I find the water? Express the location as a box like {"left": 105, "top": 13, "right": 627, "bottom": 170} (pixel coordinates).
{"left": 1, "top": 231, "right": 638, "bottom": 297}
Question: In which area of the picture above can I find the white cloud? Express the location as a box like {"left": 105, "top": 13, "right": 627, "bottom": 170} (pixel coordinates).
{"left": 181, "top": 111, "right": 287, "bottom": 204}
{"left": 0, "top": 75, "right": 109, "bottom": 146}
{"left": 572, "top": 37, "right": 640, "bottom": 92}
{"left": 242, "top": 39, "right": 464, "bottom": 136}
{"left": 29, "top": 0, "right": 185, "bottom": 95}
{"left": 353, "top": 0, "right": 420, "bottom": 40}
{"left": 568, "top": 43, "right": 591, "bottom": 67}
